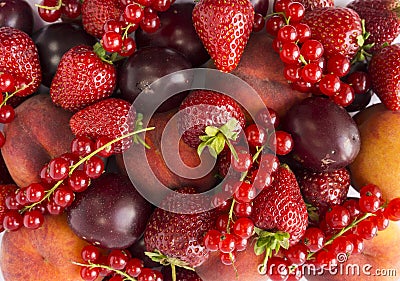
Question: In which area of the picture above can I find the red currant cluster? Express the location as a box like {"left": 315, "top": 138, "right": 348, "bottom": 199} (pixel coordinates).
{"left": 262, "top": 184, "right": 400, "bottom": 281}
{"left": 75, "top": 245, "right": 163, "bottom": 281}
{"left": 260, "top": 0, "right": 372, "bottom": 107}
{"left": 0, "top": 125, "right": 149, "bottom": 232}
{"left": 0, "top": 72, "right": 27, "bottom": 148}
{"left": 204, "top": 108, "right": 295, "bottom": 266}
{"left": 37, "top": 0, "right": 81, "bottom": 23}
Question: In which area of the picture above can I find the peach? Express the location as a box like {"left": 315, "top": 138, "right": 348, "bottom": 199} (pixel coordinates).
{"left": 1, "top": 94, "right": 74, "bottom": 187}
{"left": 0, "top": 214, "right": 100, "bottom": 281}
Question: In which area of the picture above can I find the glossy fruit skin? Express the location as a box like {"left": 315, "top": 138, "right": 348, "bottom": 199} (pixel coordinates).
{"left": 251, "top": 0, "right": 269, "bottom": 15}
{"left": 347, "top": 0, "right": 400, "bottom": 53}
{"left": 32, "top": 23, "right": 97, "bottom": 88}
{"left": 144, "top": 187, "right": 218, "bottom": 268}
{"left": 161, "top": 265, "right": 203, "bottom": 281}
{"left": 302, "top": 7, "right": 362, "bottom": 59}
{"left": 135, "top": 3, "right": 210, "bottom": 67}
{"left": 368, "top": 44, "right": 400, "bottom": 110}
{"left": 192, "top": 0, "right": 254, "bottom": 72}
{"left": 0, "top": 27, "right": 42, "bottom": 97}
{"left": 67, "top": 173, "right": 153, "bottom": 249}
{"left": 50, "top": 45, "right": 117, "bottom": 111}
{"left": 282, "top": 97, "right": 361, "bottom": 172}
{"left": 0, "top": 0, "right": 34, "bottom": 35}
{"left": 296, "top": 167, "right": 350, "bottom": 216}
{"left": 251, "top": 165, "right": 308, "bottom": 245}
{"left": 118, "top": 46, "right": 192, "bottom": 112}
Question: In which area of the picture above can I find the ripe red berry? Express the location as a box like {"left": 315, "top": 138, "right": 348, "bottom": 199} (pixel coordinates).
{"left": 273, "top": 130, "right": 294, "bottom": 155}
{"left": 231, "top": 149, "right": 253, "bottom": 173}
{"left": 326, "top": 53, "right": 351, "bottom": 77}
{"left": 358, "top": 193, "right": 381, "bottom": 213}
{"left": 81, "top": 245, "right": 100, "bottom": 263}
{"left": 219, "top": 233, "right": 236, "bottom": 253}
{"left": 302, "top": 227, "right": 325, "bottom": 252}
{"left": 234, "top": 181, "right": 256, "bottom": 203}
{"left": 266, "top": 256, "right": 290, "bottom": 281}
{"left": 265, "top": 15, "right": 285, "bottom": 37}
{"left": 125, "top": 258, "right": 144, "bottom": 278}
{"left": 84, "top": 156, "right": 105, "bottom": 179}
{"left": 3, "top": 210, "right": 23, "bottom": 231}
{"left": 0, "top": 72, "right": 16, "bottom": 93}
{"left": 48, "top": 157, "right": 70, "bottom": 181}
{"left": 359, "top": 184, "right": 382, "bottom": 199}
{"left": 385, "top": 198, "right": 400, "bottom": 221}
{"left": 0, "top": 105, "right": 15, "bottom": 123}
{"left": 23, "top": 210, "right": 44, "bottom": 229}
{"left": 285, "top": 243, "right": 308, "bottom": 265}
{"left": 319, "top": 74, "right": 341, "bottom": 96}
{"left": 80, "top": 266, "right": 99, "bottom": 281}
{"left": 71, "top": 136, "right": 95, "bottom": 157}
{"left": 220, "top": 251, "right": 236, "bottom": 265}
{"left": 356, "top": 218, "right": 378, "bottom": 240}
{"left": 108, "top": 249, "right": 129, "bottom": 270}
{"left": 233, "top": 217, "right": 255, "bottom": 239}
{"left": 245, "top": 124, "right": 267, "bottom": 148}
{"left": 286, "top": 2, "right": 305, "bottom": 22}
{"left": 204, "top": 229, "right": 221, "bottom": 252}
{"left": 25, "top": 183, "right": 46, "bottom": 203}
{"left": 124, "top": 3, "right": 144, "bottom": 24}
{"left": 325, "top": 205, "right": 351, "bottom": 229}
{"left": 38, "top": 0, "right": 62, "bottom": 22}
{"left": 102, "top": 31, "right": 123, "bottom": 53}
{"left": 278, "top": 25, "right": 298, "bottom": 43}
{"left": 300, "top": 39, "right": 324, "bottom": 61}
{"left": 53, "top": 186, "right": 75, "bottom": 208}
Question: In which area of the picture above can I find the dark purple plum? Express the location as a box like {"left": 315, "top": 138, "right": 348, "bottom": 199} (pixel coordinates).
{"left": 251, "top": 0, "right": 269, "bottom": 16}
{"left": 0, "top": 152, "right": 14, "bottom": 185}
{"left": 282, "top": 97, "right": 360, "bottom": 172}
{"left": 162, "top": 266, "right": 203, "bottom": 281}
{"left": 32, "top": 22, "right": 96, "bottom": 87}
{"left": 345, "top": 90, "right": 374, "bottom": 112}
{"left": 118, "top": 46, "right": 192, "bottom": 112}
{"left": 0, "top": 0, "right": 34, "bottom": 35}
{"left": 67, "top": 173, "right": 153, "bottom": 249}
{"left": 135, "top": 2, "right": 209, "bottom": 67}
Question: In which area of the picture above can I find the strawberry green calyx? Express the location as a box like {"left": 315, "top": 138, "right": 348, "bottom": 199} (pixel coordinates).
{"left": 145, "top": 250, "right": 195, "bottom": 281}
{"left": 132, "top": 113, "right": 151, "bottom": 149}
{"left": 254, "top": 228, "right": 290, "bottom": 274}
{"left": 353, "top": 19, "right": 374, "bottom": 62}
{"left": 93, "top": 42, "right": 122, "bottom": 65}
{"left": 197, "top": 118, "right": 240, "bottom": 160}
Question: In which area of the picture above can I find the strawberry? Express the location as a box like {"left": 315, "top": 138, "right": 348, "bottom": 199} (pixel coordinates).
{"left": 0, "top": 184, "right": 17, "bottom": 232}
{"left": 368, "top": 43, "right": 400, "bottom": 110}
{"left": 50, "top": 45, "right": 117, "bottom": 111}
{"left": 192, "top": 0, "right": 254, "bottom": 72}
{"left": 69, "top": 98, "right": 135, "bottom": 153}
{"left": 296, "top": 167, "right": 351, "bottom": 219}
{"left": 0, "top": 27, "right": 41, "bottom": 97}
{"left": 144, "top": 187, "right": 218, "bottom": 268}
{"left": 178, "top": 90, "right": 246, "bottom": 157}
{"left": 347, "top": 0, "right": 400, "bottom": 53}
{"left": 302, "top": 7, "right": 363, "bottom": 59}
{"left": 81, "top": 0, "right": 123, "bottom": 38}
{"left": 251, "top": 165, "right": 308, "bottom": 246}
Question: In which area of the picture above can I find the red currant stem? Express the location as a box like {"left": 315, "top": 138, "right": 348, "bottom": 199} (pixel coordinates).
{"left": 307, "top": 212, "right": 375, "bottom": 260}
{"left": 0, "top": 80, "right": 34, "bottom": 107}
{"left": 239, "top": 144, "right": 266, "bottom": 181}
{"left": 258, "top": 247, "right": 271, "bottom": 275}
{"left": 226, "top": 199, "right": 236, "bottom": 234}
{"left": 122, "top": 24, "right": 134, "bottom": 40}
{"left": 299, "top": 54, "right": 308, "bottom": 65}
{"left": 171, "top": 263, "right": 177, "bottom": 281}
{"left": 21, "top": 126, "right": 154, "bottom": 212}
{"left": 21, "top": 180, "right": 64, "bottom": 213}
{"left": 69, "top": 126, "right": 154, "bottom": 175}
{"left": 229, "top": 252, "right": 239, "bottom": 278}
{"left": 35, "top": 0, "right": 62, "bottom": 10}
{"left": 72, "top": 261, "right": 137, "bottom": 281}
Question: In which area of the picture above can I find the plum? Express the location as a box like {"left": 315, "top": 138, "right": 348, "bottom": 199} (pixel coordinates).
{"left": 67, "top": 173, "right": 153, "bottom": 249}
{"left": 282, "top": 97, "right": 360, "bottom": 172}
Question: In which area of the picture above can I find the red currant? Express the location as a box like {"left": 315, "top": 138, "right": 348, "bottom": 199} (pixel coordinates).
{"left": 273, "top": 130, "right": 293, "bottom": 155}
{"left": 233, "top": 217, "right": 254, "bottom": 239}
{"left": 293, "top": 23, "right": 311, "bottom": 43}
{"left": 284, "top": 64, "right": 301, "bottom": 82}
{"left": 108, "top": 249, "right": 129, "bottom": 270}
{"left": 359, "top": 184, "right": 382, "bottom": 199}
{"left": 140, "top": 12, "right": 161, "bottom": 33}
{"left": 300, "top": 39, "right": 324, "bottom": 61}
{"left": 266, "top": 256, "right": 290, "bottom": 281}
{"left": 25, "top": 183, "right": 46, "bottom": 203}
{"left": 285, "top": 243, "right": 308, "bottom": 265}
{"left": 256, "top": 107, "right": 280, "bottom": 129}
{"left": 38, "top": 0, "right": 62, "bottom": 22}
{"left": 0, "top": 72, "right": 15, "bottom": 93}
{"left": 346, "top": 71, "right": 371, "bottom": 95}
{"left": 68, "top": 170, "right": 91, "bottom": 192}
{"left": 319, "top": 74, "right": 341, "bottom": 96}
{"left": 71, "top": 136, "right": 94, "bottom": 157}
{"left": 345, "top": 234, "right": 364, "bottom": 254}
{"left": 53, "top": 186, "right": 75, "bottom": 208}
{"left": 231, "top": 149, "right": 253, "bottom": 173}
{"left": 330, "top": 236, "right": 354, "bottom": 256}
{"left": 119, "top": 37, "right": 136, "bottom": 57}
{"left": 125, "top": 258, "right": 144, "bottom": 278}
{"left": 343, "top": 199, "right": 363, "bottom": 219}
{"left": 385, "top": 198, "right": 400, "bottom": 221}
{"left": 253, "top": 13, "right": 266, "bottom": 32}
{"left": 331, "top": 82, "right": 354, "bottom": 107}
{"left": 103, "top": 19, "right": 123, "bottom": 34}
{"left": 286, "top": 2, "right": 305, "bottom": 22}
{"left": 124, "top": 3, "right": 144, "bottom": 24}
{"left": 220, "top": 251, "right": 236, "bottom": 265}
{"left": 265, "top": 15, "right": 285, "bottom": 37}
{"left": 204, "top": 229, "right": 221, "bottom": 252}
{"left": 80, "top": 266, "right": 99, "bottom": 281}
{"left": 234, "top": 181, "right": 256, "bottom": 203}
{"left": 0, "top": 105, "right": 15, "bottom": 123}
{"left": 325, "top": 205, "right": 351, "bottom": 229}
{"left": 81, "top": 245, "right": 100, "bottom": 263}
{"left": 302, "top": 227, "right": 325, "bottom": 252}
{"left": 84, "top": 156, "right": 105, "bottom": 179}
{"left": 280, "top": 42, "right": 300, "bottom": 64}
{"left": 372, "top": 209, "right": 389, "bottom": 231}
{"left": 219, "top": 233, "right": 236, "bottom": 253}
{"left": 3, "top": 210, "right": 23, "bottom": 231}
{"left": 48, "top": 157, "right": 70, "bottom": 181}
{"left": 23, "top": 210, "right": 44, "bottom": 229}
{"left": 326, "top": 53, "right": 350, "bottom": 77}
{"left": 356, "top": 218, "right": 378, "bottom": 240}
{"left": 102, "top": 31, "right": 123, "bottom": 53}
{"left": 46, "top": 199, "right": 65, "bottom": 215}
{"left": 301, "top": 62, "right": 323, "bottom": 84}
{"left": 61, "top": 0, "right": 81, "bottom": 19}
{"left": 278, "top": 25, "right": 298, "bottom": 43}
{"left": 245, "top": 124, "right": 267, "bottom": 148}
{"left": 358, "top": 193, "right": 380, "bottom": 213}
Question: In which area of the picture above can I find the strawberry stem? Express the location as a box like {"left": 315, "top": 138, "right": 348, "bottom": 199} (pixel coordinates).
{"left": 72, "top": 261, "right": 137, "bottom": 281}
{"left": 198, "top": 118, "right": 241, "bottom": 160}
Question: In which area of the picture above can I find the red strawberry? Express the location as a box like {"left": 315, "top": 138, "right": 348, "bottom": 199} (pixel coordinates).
{"left": 368, "top": 43, "right": 400, "bottom": 110}
{"left": 302, "top": 7, "right": 363, "bottom": 59}
{"left": 50, "top": 45, "right": 117, "bottom": 111}
{"left": 296, "top": 0, "right": 334, "bottom": 11}
{"left": 0, "top": 27, "right": 41, "bottom": 97}
{"left": 69, "top": 98, "right": 135, "bottom": 153}
{"left": 296, "top": 167, "right": 350, "bottom": 219}
{"left": 251, "top": 165, "right": 308, "bottom": 246}
{"left": 0, "top": 184, "right": 17, "bottom": 232}
{"left": 192, "top": 0, "right": 254, "bottom": 72}
{"left": 178, "top": 90, "right": 246, "bottom": 156}
{"left": 347, "top": 0, "right": 400, "bottom": 53}
{"left": 81, "top": 0, "right": 123, "bottom": 38}
{"left": 144, "top": 187, "right": 218, "bottom": 268}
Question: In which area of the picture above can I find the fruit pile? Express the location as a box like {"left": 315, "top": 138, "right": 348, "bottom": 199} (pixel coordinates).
{"left": 0, "top": 0, "right": 400, "bottom": 281}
